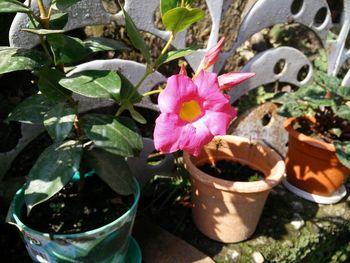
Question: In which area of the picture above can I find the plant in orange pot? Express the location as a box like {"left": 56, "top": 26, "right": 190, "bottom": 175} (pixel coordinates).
{"left": 152, "top": 38, "right": 285, "bottom": 243}
{"left": 273, "top": 70, "right": 350, "bottom": 204}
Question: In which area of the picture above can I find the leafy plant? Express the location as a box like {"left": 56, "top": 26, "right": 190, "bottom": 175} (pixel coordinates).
{"left": 1, "top": 0, "right": 204, "bottom": 214}
{"left": 273, "top": 69, "right": 350, "bottom": 169}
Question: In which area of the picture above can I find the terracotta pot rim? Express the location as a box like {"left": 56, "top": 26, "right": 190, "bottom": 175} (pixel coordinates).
{"left": 183, "top": 135, "right": 285, "bottom": 193}
{"left": 284, "top": 117, "right": 335, "bottom": 152}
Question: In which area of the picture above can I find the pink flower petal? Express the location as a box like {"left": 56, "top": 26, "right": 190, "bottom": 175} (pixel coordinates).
{"left": 154, "top": 113, "right": 184, "bottom": 153}
{"left": 194, "top": 70, "right": 220, "bottom": 98}
{"left": 218, "top": 72, "right": 255, "bottom": 91}
{"left": 158, "top": 74, "right": 198, "bottom": 113}
{"left": 201, "top": 106, "right": 237, "bottom": 135}
{"left": 179, "top": 121, "right": 213, "bottom": 156}
{"left": 200, "top": 37, "right": 225, "bottom": 71}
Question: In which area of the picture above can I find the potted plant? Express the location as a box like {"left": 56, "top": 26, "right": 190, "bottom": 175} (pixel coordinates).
{"left": 182, "top": 136, "right": 285, "bottom": 243}
{"left": 1, "top": 0, "right": 210, "bottom": 261}
{"left": 152, "top": 37, "right": 283, "bottom": 243}
{"left": 273, "top": 69, "right": 350, "bottom": 204}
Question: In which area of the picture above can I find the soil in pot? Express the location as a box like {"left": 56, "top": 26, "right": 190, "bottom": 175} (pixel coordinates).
{"left": 21, "top": 174, "right": 133, "bottom": 234}
{"left": 294, "top": 117, "right": 350, "bottom": 144}
{"left": 197, "top": 159, "right": 265, "bottom": 182}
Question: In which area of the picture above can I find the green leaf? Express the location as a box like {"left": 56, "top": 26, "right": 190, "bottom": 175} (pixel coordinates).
{"left": 84, "top": 37, "right": 129, "bottom": 53}
{"left": 336, "top": 86, "right": 350, "bottom": 100}
{"left": 0, "top": 47, "right": 50, "bottom": 74}
{"left": 21, "top": 28, "right": 65, "bottom": 35}
{"left": 334, "top": 141, "right": 350, "bottom": 169}
{"left": 121, "top": 5, "right": 151, "bottom": 63}
{"left": 314, "top": 70, "right": 341, "bottom": 93}
{"left": 119, "top": 73, "right": 142, "bottom": 103}
{"left": 24, "top": 140, "right": 82, "bottom": 214}
{"left": 160, "top": 0, "right": 180, "bottom": 16}
{"left": 0, "top": 0, "right": 30, "bottom": 13}
{"left": 7, "top": 94, "right": 54, "bottom": 124}
{"left": 162, "top": 7, "right": 205, "bottom": 33}
{"left": 47, "top": 34, "right": 91, "bottom": 65}
{"left": 81, "top": 114, "right": 143, "bottom": 157}
{"left": 85, "top": 148, "right": 133, "bottom": 195}
{"left": 337, "top": 104, "right": 350, "bottom": 122}
{"left": 59, "top": 70, "right": 121, "bottom": 101}
{"left": 37, "top": 68, "right": 72, "bottom": 102}
{"left": 295, "top": 84, "right": 326, "bottom": 100}
{"left": 155, "top": 46, "right": 199, "bottom": 67}
{"left": 127, "top": 103, "right": 147, "bottom": 124}
{"left": 277, "top": 101, "right": 304, "bottom": 118}
{"left": 44, "top": 103, "right": 76, "bottom": 142}
{"left": 49, "top": 12, "right": 69, "bottom": 29}
{"left": 55, "top": 0, "right": 82, "bottom": 10}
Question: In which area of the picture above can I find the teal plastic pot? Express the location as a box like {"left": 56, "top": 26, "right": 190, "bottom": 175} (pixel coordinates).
{"left": 6, "top": 173, "right": 141, "bottom": 263}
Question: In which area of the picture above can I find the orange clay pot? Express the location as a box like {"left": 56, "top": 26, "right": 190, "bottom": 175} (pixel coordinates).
{"left": 183, "top": 135, "right": 285, "bottom": 243}
{"left": 284, "top": 117, "right": 349, "bottom": 196}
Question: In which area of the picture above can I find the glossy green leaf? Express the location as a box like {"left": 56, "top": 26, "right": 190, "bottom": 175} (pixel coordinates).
{"left": 337, "top": 104, "right": 350, "bottom": 122}
{"left": 155, "top": 46, "right": 199, "bottom": 67}
{"left": 49, "top": 12, "right": 69, "bottom": 29}
{"left": 81, "top": 114, "right": 143, "bottom": 157}
{"left": 119, "top": 73, "right": 142, "bottom": 103}
{"left": 127, "top": 103, "right": 147, "bottom": 124}
{"left": 121, "top": 5, "right": 151, "bottom": 63}
{"left": 277, "top": 101, "right": 304, "bottom": 118}
{"left": 55, "top": 0, "right": 82, "bottom": 10}
{"left": 47, "top": 34, "right": 91, "bottom": 65}
{"left": 21, "top": 28, "right": 65, "bottom": 35}
{"left": 0, "top": 0, "right": 30, "bottom": 13}
{"left": 0, "top": 47, "right": 50, "bottom": 74}
{"left": 162, "top": 7, "right": 205, "bottom": 33}
{"left": 59, "top": 70, "right": 121, "bottom": 101}
{"left": 335, "top": 141, "right": 350, "bottom": 169}
{"left": 7, "top": 94, "right": 54, "bottom": 124}
{"left": 85, "top": 148, "right": 133, "bottom": 195}
{"left": 44, "top": 103, "right": 76, "bottom": 142}
{"left": 24, "top": 140, "right": 82, "bottom": 214}
{"left": 84, "top": 37, "right": 129, "bottom": 52}
{"left": 37, "top": 68, "right": 72, "bottom": 102}
{"left": 160, "top": 0, "right": 180, "bottom": 16}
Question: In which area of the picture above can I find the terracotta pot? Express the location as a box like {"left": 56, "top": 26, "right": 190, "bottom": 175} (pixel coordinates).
{"left": 284, "top": 117, "right": 349, "bottom": 196}
{"left": 183, "top": 135, "right": 285, "bottom": 243}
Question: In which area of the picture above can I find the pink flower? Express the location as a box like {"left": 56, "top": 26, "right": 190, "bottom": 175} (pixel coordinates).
{"left": 154, "top": 70, "right": 236, "bottom": 156}
{"left": 197, "top": 37, "right": 225, "bottom": 72}
{"left": 218, "top": 72, "right": 255, "bottom": 91}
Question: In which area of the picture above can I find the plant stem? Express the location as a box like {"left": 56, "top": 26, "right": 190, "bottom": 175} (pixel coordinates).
{"left": 161, "top": 33, "right": 175, "bottom": 55}
{"left": 142, "top": 89, "right": 162, "bottom": 97}
{"left": 36, "top": 0, "right": 49, "bottom": 28}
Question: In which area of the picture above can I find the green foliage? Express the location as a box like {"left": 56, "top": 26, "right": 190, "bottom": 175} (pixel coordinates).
{"left": 0, "top": 47, "right": 50, "bottom": 74}
{"left": 24, "top": 140, "right": 83, "bottom": 214}
{"left": 1, "top": 0, "right": 204, "bottom": 214}
{"left": 36, "top": 68, "right": 72, "bottom": 102}
{"left": 162, "top": 7, "right": 205, "bottom": 33}
{"left": 81, "top": 114, "right": 143, "bottom": 157}
{"left": 273, "top": 69, "right": 350, "bottom": 169}
{"left": 7, "top": 94, "right": 55, "bottom": 124}
{"left": 121, "top": 4, "right": 151, "bottom": 63}
{"left": 43, "top": 103, "right": 76, "bottom": 142}
{"left": 59, "top": 70, "right": 122, "bottom": 101}
{"left": 85, "top": 148, "right": 134, "bottom": 195}
{"left": 0, "top": 0, "right": 30, "bottom": 13}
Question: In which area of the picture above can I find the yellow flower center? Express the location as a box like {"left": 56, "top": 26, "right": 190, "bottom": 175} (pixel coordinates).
{"left": 179, "top": 100, "right": 202, "bottom": 122}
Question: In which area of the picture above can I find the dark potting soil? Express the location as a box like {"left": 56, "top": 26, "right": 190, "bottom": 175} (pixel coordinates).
{"left": 198, "top": 159, "right": 265, "bottom": 182}
{"left": 294, "top": 117, "right": 350, "bottom": 143}
{"left": 22, "top": 175, "right": 133, "bottom": 234}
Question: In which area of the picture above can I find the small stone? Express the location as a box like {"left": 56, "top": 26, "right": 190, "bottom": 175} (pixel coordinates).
{"left": 290, "top": 215, "right": 305, "bottom": 230}
{"left": 230, "top": 250, "right": 240, "bottom": 261}
{"left": 252, "top": 251, "right": 264, "bottom": 263}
